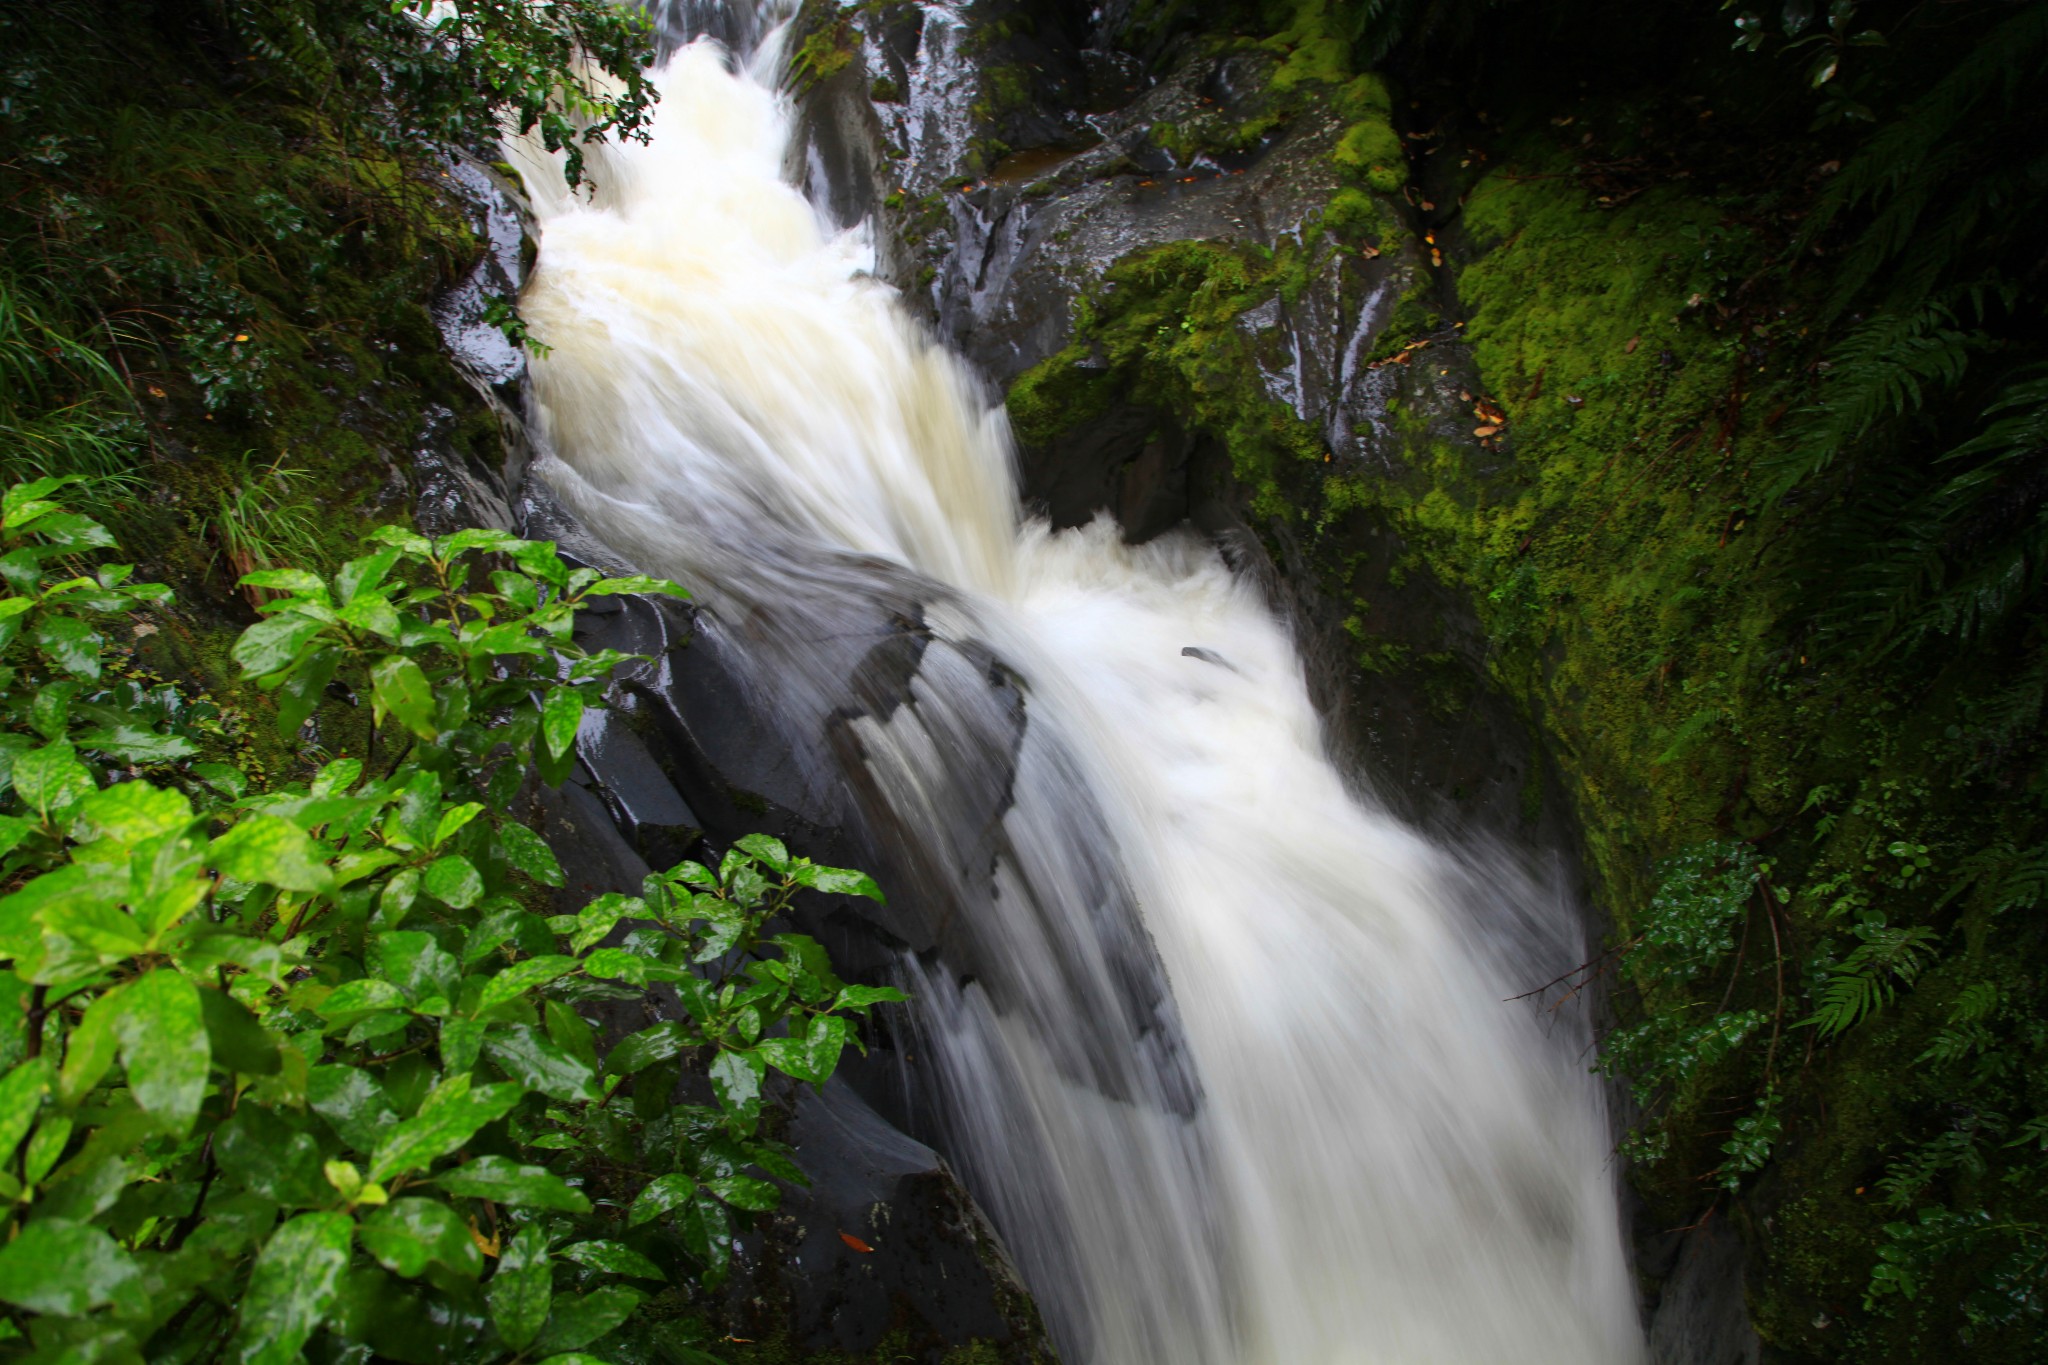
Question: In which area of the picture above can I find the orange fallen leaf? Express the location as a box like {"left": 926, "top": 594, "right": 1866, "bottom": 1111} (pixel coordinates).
{"left": 1625, "top": 335, "right": 1639, "bottom": 353}
{"left": 1473, "top": 424, "right": 1500, "bottom": 438}
{"left": 839, "top": 1232, "right": 874, "bottom": 1253}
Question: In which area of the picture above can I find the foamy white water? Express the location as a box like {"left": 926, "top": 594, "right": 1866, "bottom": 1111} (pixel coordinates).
{"left": 514, "top": 25, "right": 1642, "bottom": 1365}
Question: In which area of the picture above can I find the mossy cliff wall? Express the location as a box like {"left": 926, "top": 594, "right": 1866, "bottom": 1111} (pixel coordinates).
{"left": 792, "top": 1, "right": 2048, "bottom": 1360}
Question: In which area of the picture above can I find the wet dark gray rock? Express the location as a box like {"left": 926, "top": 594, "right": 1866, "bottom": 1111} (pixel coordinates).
{"left": 1644, "top": 1218, "right": 1763, "bottom": 1365}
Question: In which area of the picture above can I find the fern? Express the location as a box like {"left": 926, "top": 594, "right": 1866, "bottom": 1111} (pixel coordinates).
{"left": 1770, "top": 305, "right": 1981, "bottom": 498}
{"left": 1803, "top": 923, "right": 1940, "bottom": 1036}
{"left": 1807, "top": 3, "right": 2048, "bottom": 319}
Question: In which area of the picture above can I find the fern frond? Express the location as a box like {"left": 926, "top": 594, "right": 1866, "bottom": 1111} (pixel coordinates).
{"left": 1770, "top": 306, "right": 1980, "bottom": 498}
{"left": 1803, "top": 924, "right": 1940, "bottom": 1037}
{"left": 1810, "top": 3, "right": 2048, "bottom": 316}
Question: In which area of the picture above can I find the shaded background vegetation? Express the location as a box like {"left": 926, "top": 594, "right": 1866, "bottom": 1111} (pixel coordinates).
{"left": 8, "top": 0, "right": 2048, "bottom": 1360}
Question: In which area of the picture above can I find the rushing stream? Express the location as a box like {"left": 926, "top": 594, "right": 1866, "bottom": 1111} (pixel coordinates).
{"left": 509, "top": 10, "right": 1643, "bottom": 1363}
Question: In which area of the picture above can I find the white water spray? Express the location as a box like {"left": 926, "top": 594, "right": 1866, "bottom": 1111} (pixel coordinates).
{"left": 514, "top": 28, "right": 1643, "bottom": 1365}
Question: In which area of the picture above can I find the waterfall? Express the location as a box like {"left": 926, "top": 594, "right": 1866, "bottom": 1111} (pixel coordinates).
{"left": 509, "top": 22, "right": 1643, "bottom": 1365}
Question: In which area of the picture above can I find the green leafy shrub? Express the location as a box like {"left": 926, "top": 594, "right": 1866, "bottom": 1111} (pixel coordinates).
{"left": 0, "top": 480, "right": 902, "bottom": 1362}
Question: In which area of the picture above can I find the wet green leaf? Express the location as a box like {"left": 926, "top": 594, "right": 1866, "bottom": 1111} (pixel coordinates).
{"left": 0, "top": 1058, "right": 53, "bottom": 1168}
{"left": 361, "top": 1197, "right": 483, "bottom": 1280}
{"left": 485, "top": 1024, "right": 601, "bottom": 1103}
{"left": 231, "top": 1211, "right": 353, "bottom": 1364}
{"left": 35, "top": 614, "right": 102, "bottom": 680}
{"left": 533, "top": 1285, "right": 644, "bottom": 1354}
{"left": 368, "top": 1076, "right": 523, "bottom": 1181}
{"left": 370, "top": 654, "right": 437, "bottom": 741}
{"left": 627, "top": 1173, "right": 695, "bottom": 1228}
{"left": 475, "top": 955, "right": 577, "bottom": 1013}
{"left": 708, "top": 1048, "right": 764, "bottom": 1128}
{"left": 233, "top": 613, "right": 327, "bottom": 681}
{"left": 78, "top": 781, "right": 192, "bottom": 843}
{"left": 14, "top": 740, "right": 93, "bottom": 817}
{"left": 540, "top": 686, "right": 583, "bottom": 761}
{"left": 422, "top": 854, "right": 483, "bottom": 910}
{"left": 199, "top": 986, "right": 281, "bottom": 1076}
{"left": 436, "top": 1155, "right": 591, "bottom": 1212}
{"left": 0, "top": 1218, "right": 139, "bottom": 1315}
{"left": 499, "top": 821, "right": 564, "bottom": 887}
{"left": 211, "top": 814, "right": 333, "bottom": 893}
{"left": 490, "top": 1225, "right": 553, "bottom": 1349}
{"left": 558, "top": 1240, "right": 665, "bottom": 1280}
{"left": 113, "top": 968, "right": 209, "bottom": 1131}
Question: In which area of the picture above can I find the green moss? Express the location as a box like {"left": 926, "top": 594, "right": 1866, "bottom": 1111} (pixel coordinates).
{"left": 1006, "top": 240, "right": 1326, "bottom": 520}
{"left": 1333, "top": 118, "right": 1406, "bottom": 193}
{"left": 787, "top": 0, "right": 858, "bottom": 94}
{"left": 1323, "top": 187, "right": 1392, "bottom": 244}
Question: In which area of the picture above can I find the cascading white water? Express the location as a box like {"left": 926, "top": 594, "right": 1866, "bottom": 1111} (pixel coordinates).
{"left": 511, "top": 21, "right": 1644, "bottom": 1365}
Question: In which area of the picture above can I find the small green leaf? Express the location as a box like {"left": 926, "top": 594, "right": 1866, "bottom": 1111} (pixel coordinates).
{"left": 0, "top": 1217, "right": 139, "bottom": 1315}
{"left": 533, "top": 1285, "right": 645, "bottom": 1355}
{"left": 485, "top": 1024, "right": 601, "bottom": 1103}
{"left": 422, "top": 854, "right": 484, "bottom": 909}
{"left": 368, "top": 1076, "right": 524, "bottom": 1181}
{"left": 199, "top": 986, "right": 282, "bottom": 1076}
{"left": 74, "top": 722, "right": 197, "bottom": 763}
{"left": 708, "top": 1048, "right": 765, "bottom": 1129}
{"left": 475, "top": 955, "right": 578, "bottom": 1014}
{"left": 367, "top": 525, "right": 432, "bottom": 556}
{"left": 733, "top": 833, "right": 789, "bottom": 871}
{"left": 544, "top": 1000, "right": 600, "bottom": 1073}
{"left": 490, "top": 1225, "right": 553, "bottom": 1350}
{"left": 307, "top": 1065, "right": 400, "bottom": 1152}
{"left": 370, "top": 654, "right": 438, "bottom": 741}
{"left": 315, "top": 978, "right": 409, "bottom": 1021}
{"left": 675, "top": 1191, "right": 734, "bottom": 1283}
{"left": 35, "top": 613, "right": 103, "bottom": 680}
{"left": 239, "top": 568, "right": 326, "bottom": 595}
{"left": 14, "top": 740, "right": 94, "bottom": 818}
{"left": 275, "top": 643, "right": 341, "bottom": 739}
{"left": 376, "top": 930, "right": 459, "bottom": 1005}
{"left": 795, "top": 864, "right": 886, "bottom": 902}
{"left": 583, "top": 575, "right": 690, "bottom": 599}
{"left": 360, "top": 1197, "right": 484, "bottom": 1280}
{"left": 834, "top": 984, "right": 909, "bottom": 1009}
{"left": 58, "top": 993, "right": 118, "bottom": 1104}
{"left": 435, "top": 528, "right": 523, "bottom": 557}
{"left": 114, "top": 969, "right": 210, "bottom": 1131}
{"left": 79, "top": 782, "right": 193, "bottom": 843}
{"left": 627, "top": 1173, "right": 696, "bottom": 1228}
{"left": 216, "top": 1103, "right": 327, "bottom": 1207}
{"left": 436, "top": 1155, "right": 592, "bottom": 1212}
{"left": 558, "top": 1240, "right": 665, "bottom": 1280}
{"left": 606, "top": 1021, "right": 695, "bottom": 1076}
{"left": 571, "top": 892, "right": 639, "bottom": 953}
{"left": 0, "top": 1058, "right": 53, "bottom": 1168}
{"left": 232, "top": 612, "right": 328, "bottom": 681}
{"left": 337, "top": 592, "right": 401, "bottom": 640}
{"left": 703, "top": 1174, "right": 779, "bottom": 1211}
{"left": 433, "top": 802, "right": 484, "bottom": 849}
{"left": 192, "top": 762, "right": 249, "bottom": 800}
{"left": 231, "top": 1211, "right": 353, "bottom": 1365}
{"left": 211, "top": 814, "right": 333, "bottom": 893}
{"left": 499, "top": 821, "right": 564, "bottom": 887}
{"left": 540, "top": 687, "right": 584, "bottom": 761}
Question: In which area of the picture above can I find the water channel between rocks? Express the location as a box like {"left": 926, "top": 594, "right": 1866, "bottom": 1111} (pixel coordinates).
{"left": 507, "top": 7, "right": 1644, "bottom": 1361}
